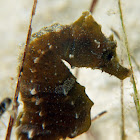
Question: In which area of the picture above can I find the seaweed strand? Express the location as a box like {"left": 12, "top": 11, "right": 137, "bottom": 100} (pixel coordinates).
{"left": 121, "top": 79, "right": 126, "bottom": 140}
{"left": 118, "top": 0, "right": 140, "bottom": 131}
{"left": 5, "top": 1, "right": 38, "bottom": 140}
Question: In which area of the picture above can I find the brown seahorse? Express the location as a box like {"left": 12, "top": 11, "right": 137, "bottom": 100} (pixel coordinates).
{"left": 16, "top": 11, "right": 131, "bottom": 140}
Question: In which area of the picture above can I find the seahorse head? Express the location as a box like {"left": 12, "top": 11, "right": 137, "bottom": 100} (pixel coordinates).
{"left": 65, "top": 11, "right": 131, "bottom": 80}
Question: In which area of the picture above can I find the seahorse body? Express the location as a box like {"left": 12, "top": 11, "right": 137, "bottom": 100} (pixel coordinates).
{"left": 16, "top": 11, "right": 130, "bottom": 140}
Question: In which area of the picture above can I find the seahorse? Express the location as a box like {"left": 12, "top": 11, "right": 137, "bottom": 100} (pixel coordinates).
{"left": 16, "top": 11, "right": 131, "bottom": 140}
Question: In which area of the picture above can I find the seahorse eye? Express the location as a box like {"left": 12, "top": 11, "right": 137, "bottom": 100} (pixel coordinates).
{"left": 107, "top": 52, "right": 113, "bottom": 61}
{"left": 102, "top": 51, "right": 114, "bottom": 61}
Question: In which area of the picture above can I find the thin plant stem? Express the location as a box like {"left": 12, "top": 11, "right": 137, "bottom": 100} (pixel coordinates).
{"left": 120, "top": 38, "right": 126, "bottom": 139}
{"left": 91, "top": 111, "right": 107, "bottom": 122}
{"left": 5, "top": 1, "right": 38, "bottom": 140}
{"left": 118, "top": 0, "right": 140, "bottom": 131}
{"left": 89, "top": 0, "right": 98, "bottom": 13}
{"left": 121, "top": 80, "right": 126, "bottom": 140}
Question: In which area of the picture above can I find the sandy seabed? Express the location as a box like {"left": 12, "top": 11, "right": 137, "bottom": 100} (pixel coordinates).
{"left": 0, "top": 0, "right": 140, "bottom": 140}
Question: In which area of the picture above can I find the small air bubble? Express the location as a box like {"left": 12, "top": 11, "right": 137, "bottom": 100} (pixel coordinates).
{"left": 54, "top": 73, "right": 57, "bottom": 76}
{"left": 75, "top": 113, "right": 79, "bottom": 119}
{"left": 41, "top": 50, "right": 45, "bottom": 54}
{"left": 39, "top": 111, "right": 43, "bottom": 117}
{"left": 111, "top": 56, "right": 114, "bottom": 60}
{"left": 34, "top": 57, "right": 40, "bottom": 63}
{"left": 35, "top": 98, "right": 41, "bottom": 105}
{"left": 94, "top": 40, "right": 100, "bottom": 48}
{"left": 69, "top": 54, "right": 74, "bottom": 59}
{"left": 30, "top": 88, "right": 37, "bottom": 95}
{"left": 70, "top": 130, "right": 78, "bottom": 137}
{"left": 71, "top": 101, "right": 74, "bottom": 105}
{"left": 94, "top": 39, "right": 100, "bottom": 44}
{"left": 63, "top": 89, "right": 68, "bottom": 95}
{"left": 49, "top": 45, "right": 53, "bottom": 49}
{"left": 30, "top": 68, "right": 37, "bottom": 73}
{"left": 20, "top": 72, "right": 23, "bottom": 75}
{"left": 42, "top": 123, "right": 45, "bottom": 129}
{"left": 28, "top": 129, "right": 34, "bottom": 139}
